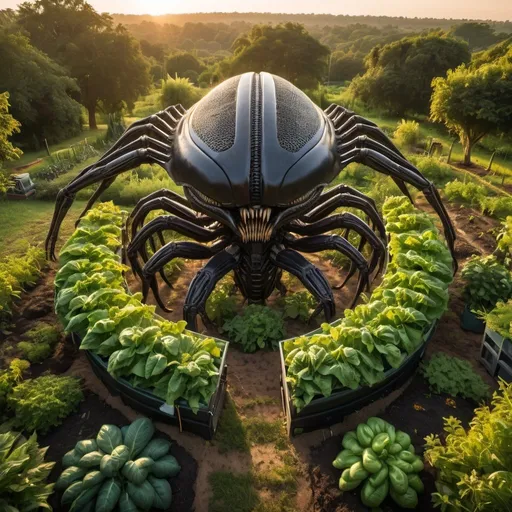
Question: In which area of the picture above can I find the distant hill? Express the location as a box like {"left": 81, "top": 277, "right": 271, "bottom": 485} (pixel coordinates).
{"left": 111, "top": 12, "right": 512, "bottom": 33}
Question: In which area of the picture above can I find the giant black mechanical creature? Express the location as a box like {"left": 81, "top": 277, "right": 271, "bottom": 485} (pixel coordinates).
{"left": 46, "top": 72, "right": 456, "bottom": 331}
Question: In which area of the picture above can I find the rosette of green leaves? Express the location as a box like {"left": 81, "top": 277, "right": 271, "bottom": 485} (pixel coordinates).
{"left": 0, "top": 427, "right": 55, "bottom": 512}
{"left": 223, "top": 304, "right": 286, "bottom": 352}
{"left": 151, "top": 328, "right": 221, "bottom": 413}
{"left": 483, "top": 299, "right": 512, "bottom": 339}
{"left": 461, "top": 255, "right": 512, "bottom": 312}
{"left": 55, "top": 417, "right": 181, "bottom": 512}
{"left": 333, "top": 418, "right": 424, "bottom": 509}
{"left": 280, "top": 291, "right": 317, "bottom": 322}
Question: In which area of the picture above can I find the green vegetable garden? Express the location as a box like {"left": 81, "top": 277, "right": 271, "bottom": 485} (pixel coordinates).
{"left": 1, "top": 3, "right": 512, "bottom": 512}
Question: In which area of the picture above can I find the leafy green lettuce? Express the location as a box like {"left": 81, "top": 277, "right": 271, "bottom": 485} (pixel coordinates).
{"left": 284, "top": 197, "right": 454, "bottom": 411}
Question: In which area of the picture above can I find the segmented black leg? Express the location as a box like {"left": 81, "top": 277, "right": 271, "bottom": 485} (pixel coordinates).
{"left": 288, "top": 211, "right": 387, "bottom": 276}
{"left": 303, "top": 191, "right": 386, "bottom": 241}
{"left": 127, "top": 215, "right": 227, "bottom": 281}
{"left": 45, "top": 106, "right": 186, "bottom": 260}
{"left": 130, "top": 195, "right": 210, "bottom": 239}
{"left": 341, "top": 147, "right": 456, "bottom": 264}
{"left": 271, "top": 247, "right": 335, "bottom": 321}
{"left": 276, "top": 276, "right": 287, "bottom": 297}
{"left": 183, "top": 246, "right": 240, "bottom": 331}
{"left": 285, "top": 235, "right": 370, "bottom": 308}
{"left": 46, "top": 146, "right": 170, "bottom": 260}
{"left": 140, "top": 241, "right": 223, "bottom": 313}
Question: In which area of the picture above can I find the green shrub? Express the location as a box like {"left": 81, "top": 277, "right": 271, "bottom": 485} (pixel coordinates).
{"left": 495, "top": 216, "right": 512, "bottom": 267}
{"left": 421, "top": 352, "right": 489, "bottom": 403}
{"left": 425, "top": 380, "right": 512, "bottom": 512}
{"left": 8, "top": 374, "right": 83, "bottom": 433}
{"left": 132, "top": 90, "right": 161, "bottom": 118}
{"left": 55, "top": 417, "right": 180, "bottom": 512}
{"left": 17, "top": 341, "right": 52, "bottom": 363}
{"left": 333, "top": 418, "right": 424, "bottom": 509}
{"left": 223, "top": 305, "right": 286, "bottom": 352}
{"left": 161, "top": 76, "right": 203, "bottom": 109}
{"left": 409, "top": 155, "right": 456, "bottom": 186}
{"left": 480, "top": 196, "right": 512, "bottom": 219}
{"left": 393, "top": 119, "right": 421, "bottom": 148}
{"left": 17, "top": 323, "right": 61, "bottom": 363}
{"left": 0, "top": 246, "right": 45, "bottom": 320}
{"left": 461, "top": 255, "right": 512, "bottom": 312}
{"left": 280, "top": 291, "right": 317, "bottom": 322}
{"left": 0, "top": 426, "right": 55, "bottom": 511}
{"left": 25, "top": 322, "right": 61, "bottom": 345}
{"left": 483, "top": 300, "right": 512, "bottom": 339}
{"left": 206, "top": 278, "right": 238, "bottom": 328}
{"left": 444, "top": 179, "right": 487, "bottom": 206}
{"left": 0, "top": 358, "right": 29, "bottom": 409}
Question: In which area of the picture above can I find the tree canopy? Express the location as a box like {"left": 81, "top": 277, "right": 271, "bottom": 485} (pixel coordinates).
{"left": 0, "top": 31, "right": 82, "bottom": 148}
{"left": 450, "top": 22, "right": 507, "bottom": 51}
{"left": 349, "top": 33, "right": 471, "bottom": 115}
{"left": 0, "top": 92, "right": 22, "bottom": 163}
{"left": 166, "top": 52, "right": 206, "bottom": 79}
{"left": 229, "top": 23, "right": 330, "bottom": 89}
{"left": 18, "top": 0, "right": 150, "bottom": 129}
{"left": 431, "top": 61, "right": 512, "bottom": 165}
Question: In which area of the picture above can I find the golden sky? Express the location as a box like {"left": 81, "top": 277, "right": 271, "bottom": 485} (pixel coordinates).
{"left": 0, "top": 0, "right": 510, "bottom": 20}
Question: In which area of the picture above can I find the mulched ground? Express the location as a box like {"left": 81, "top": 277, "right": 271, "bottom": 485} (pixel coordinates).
{"left": 40, "top": 392, "right": 198, "bottom": 512}
{"left": 308, "top": 373, "right": 479, "bottom": 512}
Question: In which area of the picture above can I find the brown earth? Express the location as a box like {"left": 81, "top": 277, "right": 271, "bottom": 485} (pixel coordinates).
{"left": 0, "top": 200, "right": 501, "bottom": 512}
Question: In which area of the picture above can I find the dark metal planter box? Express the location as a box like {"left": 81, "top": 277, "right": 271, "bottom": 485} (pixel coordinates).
{"left": 460, "top": 305, "right": 485, "bottom": 334}
{"left": 480, "top": 326, "right": 512, "bottom": 383}
{"left": 73, "top": 333, "right": 229, "bottom": 440}
{"left": 279, "top": 323, "right": 437, "bottom": 436}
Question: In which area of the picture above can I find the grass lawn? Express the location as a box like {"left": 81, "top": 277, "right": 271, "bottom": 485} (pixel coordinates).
{"left": 0, "top": 199, "right": 86, "bottom": 259}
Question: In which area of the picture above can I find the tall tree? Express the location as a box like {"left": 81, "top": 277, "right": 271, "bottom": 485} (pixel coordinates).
{"left": 166, "top": 52, "right": 205, "bottom": 78}
{"left": 0, "top": 92, "right": 22, "bottom": 163}
{"left": 430, "top": 61, "right": 512, "bottom": 165}
{"left": 229, "top": 23, "right": 330, "bottom": 89}
{"left": 0, "top": 31, "right": 82, "bottom": 148}
{"left": 18, "top": 0, "right": 150, "bottom": 129}
{"left": 350, "top": 33, "right": 470, "bottom": 115}
{"left": 450, "top": 22, "right": 506, "bottom": 51}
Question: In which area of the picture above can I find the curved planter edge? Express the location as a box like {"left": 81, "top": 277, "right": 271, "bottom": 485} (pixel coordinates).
{"left": 279, "top": 321, "right": 437, "bottom": 436}
{"left": 75, "top": 333, "right": 229, "bottom": 440}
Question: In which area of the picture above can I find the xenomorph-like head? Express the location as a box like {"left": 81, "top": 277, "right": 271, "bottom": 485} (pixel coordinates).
{"left": 169, "top": 72, "right": 339, "bottom": 209}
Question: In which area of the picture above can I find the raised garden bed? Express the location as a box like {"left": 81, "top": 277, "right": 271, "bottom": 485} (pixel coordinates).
{"left": 73, "top": 333, "right": 229, "bottom": 439}
{"left": 480, "top": 325, "right": 512, "bottom": 383}
{"left": 460, "top": 304, "right": 485, "bottom": 334}
{"left": 279, "top": 322, "right": 437, "bottom": 436}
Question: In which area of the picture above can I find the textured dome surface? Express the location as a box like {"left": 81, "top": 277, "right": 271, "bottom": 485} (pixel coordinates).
{"left": 191, "top": 75, "right": 241, "bottom": 152}
{"left": 273, "top": 75, "right": 321, "bottom": 153}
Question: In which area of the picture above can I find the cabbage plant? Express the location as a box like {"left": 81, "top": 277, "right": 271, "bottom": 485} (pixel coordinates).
{"left": 333, "top": 417, "right": 424, "bottom": 509}
{"left": 55, "top": 417, "right": 180, "bottom": 511}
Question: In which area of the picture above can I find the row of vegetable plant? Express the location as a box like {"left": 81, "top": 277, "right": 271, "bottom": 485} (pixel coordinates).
{"left": 283, "top": 196, "right": 454, "bottom": 410}
{"left": 0, "top": 244, "right": 45, "bottom": 322}
{"left": 54, "top": 202, "right": 223, "bottom": 413}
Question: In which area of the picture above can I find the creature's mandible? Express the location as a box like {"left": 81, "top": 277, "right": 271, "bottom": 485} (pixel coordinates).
{"left": 46, "top": 72, "right": 456, "bottom": 330}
